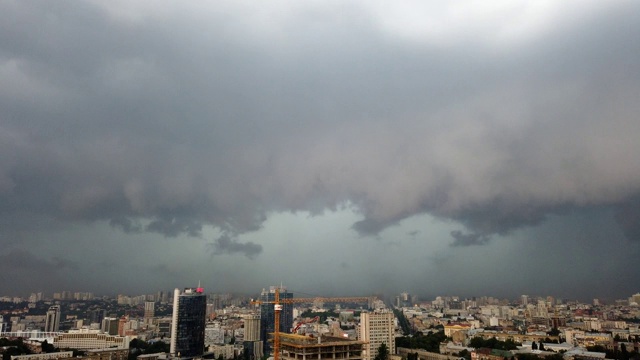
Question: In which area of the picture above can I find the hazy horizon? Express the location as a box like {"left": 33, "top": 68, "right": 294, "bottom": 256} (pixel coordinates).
{"left": 1, "top": 1, "right": 640, "bottom": 300}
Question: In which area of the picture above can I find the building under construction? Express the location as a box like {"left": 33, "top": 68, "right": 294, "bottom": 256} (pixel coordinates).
{"left": 279, "top": 334, "right": 366, "bottom": 360}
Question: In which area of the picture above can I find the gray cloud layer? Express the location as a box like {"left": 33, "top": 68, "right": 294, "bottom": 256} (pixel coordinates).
{"left": 1, "top": 1, "right": 640, "bottom": 297}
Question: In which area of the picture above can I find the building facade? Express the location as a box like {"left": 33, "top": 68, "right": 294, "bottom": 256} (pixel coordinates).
{"left": 144, "top": 302, "right": 155, "bottom": 325}
{"left": 170, "top": 287, "right": 207, "bottom": 358}
{"left": 101, "top": 317, "right": 119, "bottom": 336}
{"left": 359, "top": 310, "right": 395, "bottom": 360}
{"left": 11, "top": 352, "right": 73, "bottom": 360}
{"left": 45, "top": 305, "right": 61, "bottom": 332}
{"left": 244, "top": 315, "right": 260, "bottom": 341}
{"left": 52, "top": 330, "right": 129, "bottom": 349}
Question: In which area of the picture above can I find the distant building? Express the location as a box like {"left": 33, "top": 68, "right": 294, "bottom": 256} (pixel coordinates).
{"left": 87, "top": 309, "right": 106, "bottom": 326}
{"left": 44, "top": 306, "right": 61, "bottom": 332}
{"left": 243, "top": 341, "right": 264, "bottom": 360}
{"left": 52, "top": 330, "right": 129, "bottom": 349}
{"left": 209, "top": 344, "right": 235, "bottom": 360}
{"left": 83, "top": 348, "right": 129, "bottom": 360}
{"left": 170, "top": 286, "right": 207, "bottom": 358}
{"left": 101, "top": 317, "right": 119, "bottom": 335}
{"left": 259, "top": 285, "right": 293, "bottom": 355}
{"left": 243, "top": 315, "right": 260, "bottom": 341}
{"left": 10, "top": 351, "right": 73, "bottom": 360}
{"left": 144, "top": 301, "right": 156, "bottom": 323}
{"left": 471, "top": 348, "right": 512, "bottom": 360}
{"left": 243, "top": 314, "right": 263, "bottom": 360}
{"left": 359, "top": 310, "right": 395, "bottom": 360}
{"left": 118, "top": 316, "right": 128, "bottom": 336}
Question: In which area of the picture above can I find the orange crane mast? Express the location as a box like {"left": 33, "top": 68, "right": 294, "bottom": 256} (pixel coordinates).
{"left": 251, "top": 288, "right": 374, "bottom": 360}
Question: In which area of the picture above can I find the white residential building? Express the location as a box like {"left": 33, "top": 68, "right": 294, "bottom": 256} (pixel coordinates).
{"left": 359, "top": 310, "right": 395, "bottom": 360}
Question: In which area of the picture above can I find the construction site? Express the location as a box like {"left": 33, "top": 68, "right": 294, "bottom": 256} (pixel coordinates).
{"left": 279, "top": 333, "right": 366, "bottom": 360}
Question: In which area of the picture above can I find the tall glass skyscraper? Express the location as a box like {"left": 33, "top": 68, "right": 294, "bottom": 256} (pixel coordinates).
{"left": 259, "top": 285, "right": 293, "bottom": 355}
{"left": 170, "top": 286, "right": 207, "bottom": 358}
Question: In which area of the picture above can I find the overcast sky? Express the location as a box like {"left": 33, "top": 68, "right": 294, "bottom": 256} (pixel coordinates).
{"left": 1, "top": 1, "right": 640, "bottom": 301}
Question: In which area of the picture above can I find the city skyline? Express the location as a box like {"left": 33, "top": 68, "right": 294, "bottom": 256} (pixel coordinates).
{"left": 3, "top": 289, "right": 640, "bottom": 305}
{"left": 1, "top": 1, "right": 640, "bottom": 300}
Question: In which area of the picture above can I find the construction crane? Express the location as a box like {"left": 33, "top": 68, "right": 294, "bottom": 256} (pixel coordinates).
{"left": 292, "top": 315, "right": 319, "bottom": 333}
{"left": 251, "top": 287, "right": 374, "bottom": 360}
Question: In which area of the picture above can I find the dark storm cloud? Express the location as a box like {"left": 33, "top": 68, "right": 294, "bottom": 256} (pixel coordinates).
{"left": 109, "top": 216, "right": 142, "bottom": 234}
{"left": 1, "top": 1, "right": 640, "bottom": 297}
{"left": 449, "top": 231, "right": 491, "bottom": 247}
{"left": 0, "top": 249, "right": 78, "bottom": 272}
{"left": 146, "top": 216, "right": 203, "bottom": 238}
{"left": 0, "top": 249, "right": 79, "bottom": 293}
{"left": 209, "top": 234, "right": 263, "bottom": 259}
{"left": 614, "top": 198, "right": 640, "bottom": 242}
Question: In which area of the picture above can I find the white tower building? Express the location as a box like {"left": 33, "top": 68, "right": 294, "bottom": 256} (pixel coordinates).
{"left": 359, "top": 310, "right": 395, "bottom": 360}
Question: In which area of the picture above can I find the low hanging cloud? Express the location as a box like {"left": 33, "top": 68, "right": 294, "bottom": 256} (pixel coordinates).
{"left": 0, "top": 0, "right": 639, "bottom": 255}
{"left": 614, "top": 198, "right": 640, "bottom": 242}
{"left": 449, "top": 231, "right": 491, "bottom": 247}
{"left": 0, "top": 249, "right": 78, "bottom": 272}
{"left": 209, "top": 234, "right": 263, "bottom": 259}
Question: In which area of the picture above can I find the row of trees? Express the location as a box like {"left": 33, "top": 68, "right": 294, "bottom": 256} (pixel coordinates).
{"left": 468, "top": 337, "right": 520, "bottom": 351}
{"left": 0, "top": 338, "right": 60, "bottom": 360}
{"left": 128, "top": 339, "right": 170, "bottom": 360}
{"left": 393, "top": 308, "right": 412, "bottom": 335}
{"left": 396, "top": 330, "right": 448, "bottom": 353}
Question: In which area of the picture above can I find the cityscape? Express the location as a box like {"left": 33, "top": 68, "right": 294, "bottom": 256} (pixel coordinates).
{"left": 2, "top": 1, "right": 640, "bottom": 360}
{"left": 1, "top": 287, "right": 640, "bottom": 360}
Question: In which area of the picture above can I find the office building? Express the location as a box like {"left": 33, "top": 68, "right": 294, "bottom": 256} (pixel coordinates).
{"left": 170, "top": 286, "right": 206, "bottom": 358}
{"left": 45, "top": 306, "right": 61, "bottom": 332}
{"left": 259, "top": 285, "right": 293, "bottom": 355}
{"left": 359, "top": 310, "right": 395, "bottom": 360}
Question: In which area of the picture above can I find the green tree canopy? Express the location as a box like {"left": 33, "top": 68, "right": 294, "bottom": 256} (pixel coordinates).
{"left": 374, "top": 343, "right": 389, "bottom": 360}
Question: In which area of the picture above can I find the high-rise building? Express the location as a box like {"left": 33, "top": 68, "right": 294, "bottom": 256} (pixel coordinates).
{"left": 244, "top": 314, "right": 263, "bottom": 360}
{"left": 259, "top": 285, "right": 293, "bottom": 355}
{"left": 170, "top": 286, "right": 207, "bottom": 358}
{"left": 117, "top": 316, "right": 129, "bottom": 336}
{"left": 45, "top": 305, "right": 61, "bottom": 332}
{"left": 244, "top": 315, "right": 261, "bottom": 341}
{"left": 87, "top": 309, "right": 106, "bottom": 326}
{"left": 144, "top": 302, "right": 155, "bottom": 325}
{"left": 358, "top": 310, "right": 395, "bottom": 360}
{"left": 102, "top": 317, "right": 119, "bottom": 335}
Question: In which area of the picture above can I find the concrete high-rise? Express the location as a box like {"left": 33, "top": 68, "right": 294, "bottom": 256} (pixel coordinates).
{"left": 243, "top": 314, "right": 263, "bottom": 360}
{"left": 358, "top": 310, "right": 395, "bottom": 360}
{"left": 170, "top": 286, "right": 207, "bottom": 358}
{"left": 259, "top": 285, "right": 293, "bottom": 355}
{"left": 45, "top": 305, "right": 61, "bottom": 332}
{"left": 244, "top": 314, "right": 261, "bottom": 341}
{"left": 144, "top": 301, "right": 155, "bottom": 325}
